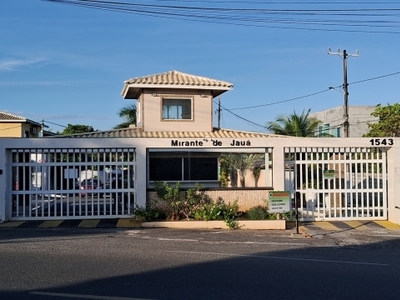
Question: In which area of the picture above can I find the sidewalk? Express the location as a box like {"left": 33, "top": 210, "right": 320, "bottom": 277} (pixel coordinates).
{"left": 1, "top": 219, "right": 400, "bottom": 233}
{"left": 299, "top": 220, "right": 400, "bottom": 238}
{"left": 0, "top": 218, "right": 142, "bottom": 229}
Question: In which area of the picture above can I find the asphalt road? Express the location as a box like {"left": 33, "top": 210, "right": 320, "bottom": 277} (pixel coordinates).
{"left": 1, "top": 227, "right": 400, "bottom": 300}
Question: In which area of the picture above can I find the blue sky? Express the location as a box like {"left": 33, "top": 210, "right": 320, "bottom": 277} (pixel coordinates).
{"left": 1, "top": 0, "right": 400, "bottom": 133}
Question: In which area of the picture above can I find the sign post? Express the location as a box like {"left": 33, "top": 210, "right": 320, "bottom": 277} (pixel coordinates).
{"left": 295, "top": 191, "right": 301, "bottom": 234}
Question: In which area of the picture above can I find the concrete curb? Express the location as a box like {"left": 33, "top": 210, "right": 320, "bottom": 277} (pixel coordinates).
{"left": 142, "top": 220, "right": 286, "bottom": 230}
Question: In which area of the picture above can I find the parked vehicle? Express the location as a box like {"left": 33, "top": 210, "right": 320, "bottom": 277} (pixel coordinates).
{"left": 111, "top": 176, "right": 134, "bottom": 210}
{"left": 79, "top": 179, "right": 104, "bottom": 196}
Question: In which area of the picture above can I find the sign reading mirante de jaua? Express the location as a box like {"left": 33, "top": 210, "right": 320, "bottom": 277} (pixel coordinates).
{"left": 171, "top": 139, "right": 252, "bottom": 147}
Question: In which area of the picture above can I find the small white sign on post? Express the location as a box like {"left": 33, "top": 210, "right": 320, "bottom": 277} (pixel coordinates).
{"left": 64, "top": 168, "right": 78, "bottom": 179}
{"left": 269, "top": 191, "right": 291, "bottom": 213}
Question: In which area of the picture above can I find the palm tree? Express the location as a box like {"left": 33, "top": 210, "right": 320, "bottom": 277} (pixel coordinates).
{"left": 223, "top": 153, "right": 264, "bottom": 187}
{"left": 266, "top": 109, "right": 322, "bottom": 137}
{"left": 114, "top": 104, "right": 137, "bottom": 129}
{"left": 252, "top": 164, "right": 262, "bottom": 187}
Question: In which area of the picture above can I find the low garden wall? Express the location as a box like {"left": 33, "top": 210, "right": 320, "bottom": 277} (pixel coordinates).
{"left": 142, "top": 220, "right": 286, "bottom": 230}
{"left": 147, "top": 188, "right": 273, "bottom": 211}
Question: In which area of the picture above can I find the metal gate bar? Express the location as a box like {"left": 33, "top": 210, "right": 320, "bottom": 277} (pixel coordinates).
{"left": 10, "top": 147, "right": 136, "bottom": 220}
{"left": 284, "top": 147, "right": 387, "bottom": 221}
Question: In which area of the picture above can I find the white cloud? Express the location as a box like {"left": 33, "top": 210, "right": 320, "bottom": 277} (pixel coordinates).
{"left": 0, "top": 80, "right": 72, "bottom": 86}
{"left": 0, "top": 57, "right": 45, "bottom": 71}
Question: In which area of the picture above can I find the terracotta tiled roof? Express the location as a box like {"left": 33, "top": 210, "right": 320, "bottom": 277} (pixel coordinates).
{"left": 122, "top": 70, "right": 233, "bottom": 99}
{"left": 0, "top": 111, "right": 43, "bottom": 127}
{"left": 0, "top": 111, "right": 26, "bottom": 121}
{"left": 56, "top": 127, "right": 285, "bottom": 139}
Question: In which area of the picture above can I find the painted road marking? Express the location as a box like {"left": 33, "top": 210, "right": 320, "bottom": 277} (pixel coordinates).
{"left": 0, "top": 221, "right": 24, "bottom": 228}
{"left": 78, "top": 219, "right": 100, "bottom": 228}
{"left": 39, "top": 220, "right": 63, "bottom": 228}
{"left": 374, "top": 220, "right": 400, "bottom": 230}
{"left": 2, "top": 220, "right": 399, "bottom": 231}
{"left": 314, "top": 221, "right": 341, "bottom": 231}
{"left": 117, "top": 219, "right": 142, "bottom": 228}
{"left": 343, "top": 221, "right": 370, "bottom": 231}
{"left": 31, "top": 291, "right": 156, "bottom": 300}
{"left": 169, "top": 251, "right": 388, "bottom": 266}
{"left": 158, "top": 238, "right": 199, "bottom": 242}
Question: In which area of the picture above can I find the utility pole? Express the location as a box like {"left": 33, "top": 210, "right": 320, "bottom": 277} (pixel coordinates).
{"left": 217, "top": 96, "right": 221, "bottom": 130}
{"left": 41, "top": 119, "right": 45, "bottom": 138}
{"left": 328, "top": 48, "right": 359, "bottom": 137}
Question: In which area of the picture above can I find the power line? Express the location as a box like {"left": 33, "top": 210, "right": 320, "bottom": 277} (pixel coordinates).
{"left": 0, "top": 125, "right": 26, "bottom": 131}
{"left": 350, "top": 70, "right": 400, "bottom": 85}
{"left": 43, "top": 0, "right": 400, "bottom": 34}
{"left": 213, "top": 99, "right": 266, "bottom": 129}
{"left": 227, "top": 69, "right": 400, "bottom": 111}
{"left": 228, "top": 89, "right": 331, "bottom": 110}
{"left": 43, "top": 120, "right": 67, "bottom": 128}
{"left": 216, "top": 67, "right": 400, "bottom": 130}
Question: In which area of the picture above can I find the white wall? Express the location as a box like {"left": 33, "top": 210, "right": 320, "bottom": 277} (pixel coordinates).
{"left": 0, "top": 136, "right": 399, "bottom": 223}
{"left": 141, "top": 88, "right": 213, "bottom": 132}
{"left": 310, "top": 106, "right": 378, "bottom": 137}
{"left": 0, "top": 146, "right": 6, "bottom": 222}
{"left": 387, "top": 143, "right": 400, "bottom": 224}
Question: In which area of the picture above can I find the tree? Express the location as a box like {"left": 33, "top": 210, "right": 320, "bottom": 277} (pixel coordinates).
{"left": 252, "top": 164, "right": 263, "bottom": 188}
{"left": 364, "top": 103, "right": 400, "bottom": 137}
{"left": 114, "top": 104, "right": 137, "bottom": 129}
{"left": 266, "top": 109, "right": 322, "bottom": 137}
{"left": 61, "top": 124, "right": 95, "bottom": 135}
{"left": 222, "top": 153, "right": 264, "bottom": 187}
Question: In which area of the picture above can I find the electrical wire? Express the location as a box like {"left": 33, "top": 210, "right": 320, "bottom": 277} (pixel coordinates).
{"left": 350, "top": 70, "right": 400, "bottom": 85}
{"left": 215, "top": 68, "right": 400, "bottom": 131}
{"left": 227, "top": 70, "right": 400, "bottom": 112}
{"left": 43, "top": 120, "right": 67, "bottom": 128}
{"left": 228, "top": 88, "right": 332, "bottom": 110}
{"left": 218, "top": 102, "right": 266, "bottom": 129}
{"left": 0, "top": 125, "right": 26, "bottom": 131}
{"left": 42, "top": 0, "right": 400, "bottom": 34}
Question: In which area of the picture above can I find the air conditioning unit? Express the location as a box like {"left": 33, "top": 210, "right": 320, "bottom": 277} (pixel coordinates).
{"left": 30, "top": 127, "right": 37, "bottom": 134}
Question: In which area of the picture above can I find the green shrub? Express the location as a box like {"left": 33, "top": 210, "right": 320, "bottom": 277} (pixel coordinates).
{"left": 280, "top": 210, "right": 297, "bottom": 221}
{"left": 132, "top": 206, "right": 167, "bottom": 222}
{"left": 244, "top": 206, "right": 296, "bottom": 221}
{"left": 245, "top": 205, "right": 284, "bottom": 220}
{"left": 193, "top": 201, "right": 221, "bottom": 221}
{"left": 154, "top": 181, "right": 182, "bottom": 219}
{"left": 136, "top": 182, "right": 297, "bottom": 224}
{"left": 222, "top": 201, "right": 240, "bottom": 229}
{"left": 192, "top": 198, "right": 239, "bottom": 229}
{"left": 246, "top": 205, "right": 270, "bottom": 220}
{"left": 154, "top": 181, "right": 207, "bottom": 220}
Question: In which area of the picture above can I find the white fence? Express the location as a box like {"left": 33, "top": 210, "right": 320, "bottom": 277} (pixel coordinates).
{"left": 10, "top": 147, "right": 136, "bottom": 220}
{"left": 1, "top": 137, "right": 399, "bottom": 224}
{"left": 284, "top": 147, "right": 387, "bottom": 221}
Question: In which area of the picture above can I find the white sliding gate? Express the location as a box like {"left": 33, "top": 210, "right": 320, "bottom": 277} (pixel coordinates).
{"left": 10, "top": 147, "right": 136, "bottom": 220}
{"left": 284, "top": 147, "right": 387, "bottom": 221}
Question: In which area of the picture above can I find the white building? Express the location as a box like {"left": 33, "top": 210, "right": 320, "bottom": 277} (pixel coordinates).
{"left": 0, "top": 71, "right": 399, "bottom": 225}
{"left": 310, "top": 106, "right": 378, "bottom": 137}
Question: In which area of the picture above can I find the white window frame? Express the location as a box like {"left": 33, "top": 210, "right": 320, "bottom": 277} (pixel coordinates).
{"left": 162, "top": 97, "right": 193, "bottom": 120}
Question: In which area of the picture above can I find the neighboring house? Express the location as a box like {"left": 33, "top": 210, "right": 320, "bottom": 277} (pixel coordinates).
{"left": 0, "top": 111, "right": 55, "bottom": 138}
{"left": 310, "top": 106, "right": 378, "bottom": 137}
{"left": 0, "top": 111, "right": 42, "bottom": 138}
